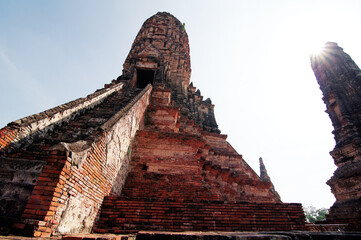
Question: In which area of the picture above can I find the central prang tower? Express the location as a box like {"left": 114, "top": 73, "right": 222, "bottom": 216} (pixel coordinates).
{"left": 117, "top": 12, "right": 219, "bottom": 133}
{"left": 0, "top": 12, "right": 306, "bottom": 237}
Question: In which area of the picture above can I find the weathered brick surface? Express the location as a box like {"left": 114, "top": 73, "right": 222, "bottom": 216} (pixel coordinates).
{"left": 0, "top": 157, "right": 46, "bottom": 219}
{"left": 62, "top": 233, "right": 135, "bottom": 240}
{"left": 0, "top": 12, "right": 307, "bottom": 237}
{"left": 118, "top": 85, "right": 281, "bottom": 203}
{"left": 122, "top": 14, "right": 191, "bottom": 93}
{"left": 0, "top": 83, "right": 124, "bottom": 153}
{"left": 94, "top": 84, "right": 305, "bottom": 233}
{"left": 120, "top": 129, "right": 219, "bottom": 202}
{"left": 94, "top": 199, "right": 305, "bottom": 233}
{"left": 311, "top": 42, "right": 361, "bottom": 230}
{"left": 115, "top": 12, "right": 219, "bottom": 134}
{"left": 0, "top": 85, "right": 152, "bottom": 236}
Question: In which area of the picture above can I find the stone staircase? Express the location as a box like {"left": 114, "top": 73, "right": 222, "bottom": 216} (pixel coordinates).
{"left": 0, "top": 87, "right": 145, "bottom": 236}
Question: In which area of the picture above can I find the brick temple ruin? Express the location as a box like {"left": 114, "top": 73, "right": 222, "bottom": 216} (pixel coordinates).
{"left": 0, "top": 12, "right": 360, "bottom": 239}
{"left": 311, "top": 42, "right": 361, "bottom": 230}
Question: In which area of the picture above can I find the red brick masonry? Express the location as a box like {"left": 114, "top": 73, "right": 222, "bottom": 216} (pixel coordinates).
{"left": 94, "top": 199, "right": 305, "bottom": 233}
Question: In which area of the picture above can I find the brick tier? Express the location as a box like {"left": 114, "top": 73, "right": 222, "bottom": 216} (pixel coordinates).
{"left": 93, "top": 85, "right": 306, "bottom": 233}
{"left": 94, "top": 199, "right": 305, "bottom": 233}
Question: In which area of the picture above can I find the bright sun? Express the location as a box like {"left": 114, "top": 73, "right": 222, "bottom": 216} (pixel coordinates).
{"left": 301, "top": 31, "right": 329, "bottom": 57}
{"left": 308, "top": 42, "right": 327, "bottom": 57}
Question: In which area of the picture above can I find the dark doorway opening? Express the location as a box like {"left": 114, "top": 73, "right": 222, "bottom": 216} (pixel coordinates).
{"left": 136, "top": 69, "right": 155, "bottom": 88}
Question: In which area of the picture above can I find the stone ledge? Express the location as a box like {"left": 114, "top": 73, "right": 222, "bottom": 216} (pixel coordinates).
{"left": 101, "top": 84, "right": 152, "bottom": 131}
{"left": 134, "top": 231, "right": 361, "bottom": 240}
{"left": 2, "top": 231, "right": 361, "bottom": 240}
{"left": 62, "top": 233, "right": 135, "bottom": 240}
{"left": 136, "top": 231, "right": 292, "bottom": 240}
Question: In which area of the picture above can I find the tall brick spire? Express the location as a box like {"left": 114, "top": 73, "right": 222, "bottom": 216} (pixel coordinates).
{"left": 118, "top": 12, "right": 219, "bottom": 133}
{"left": 311, "top": 42, "right": 361, "bottom": 230}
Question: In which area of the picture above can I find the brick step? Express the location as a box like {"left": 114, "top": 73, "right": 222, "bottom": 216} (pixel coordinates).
{"left": 93, "top": 200, "right": 306, "bottom": 233}
{"left": 145, "top": 105, "right": 180, "bottom": 132}
{"left": 131, "top": 130, "right": 205, "bottom": 159}
{"left": 148, "top": 86, "right": 202, "bottom": 134}
{"left": 120, "top": 189, "right": 221, "bottom": 202}
{"left": 112, "top": 192, "right": 223, "bottom": 202}
{"left": 129, "top": 156, "right": 201, "bottom": 166}
{"left": 137, "top": 130, "right": 204, "bottom": 142}
{"left": 206, "top": 152, "right": 243, "bottom": 169}
{"left": 178, "top": 117, "right": 202, "bottom": 135}
{"left": 2, "top": 88, "right": 142, "bottom": 156}
{"left": 200, "top": 158, "right": 280, "bottom": 203}
{"left": 62, "top": 233, "right": 135, "bottom": 240}
{"left": 4, "top": 143, "right": 53, "bottom": 159}
{"left": 201, "top": 132, "right": 229, "bottom": 149}
{"left": 120, "top": 165, "right": 221, "bottom": 200}
{"left": 150, "top": 85, "right": 171, "bottom": 104}
{"left": 202, "top": 144, "right": 265, "bottom": 184}
{"left": 121, "top": 178, "right": 211, "bottom": 187}
{"left": 134, "top": 130, "right": 204, "bottom": 143}
{"left": 126, "top": 231, "right": 361, "bottom": 240}
{"left": 203, "top": 160, "right": 261, "bottom": 184}
{"left": 208, "top": 148, "right": 242, "bottom": 159}
{"left": 125, "top": 127, "right": 277, "bottom": 203}
{"left": 118, "top": 126, "right": 221, "bottom": 201}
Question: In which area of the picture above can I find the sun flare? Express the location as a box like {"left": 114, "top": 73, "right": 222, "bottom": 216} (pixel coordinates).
{"left": 304, "top": 38, "right": 328, "bottom": 58}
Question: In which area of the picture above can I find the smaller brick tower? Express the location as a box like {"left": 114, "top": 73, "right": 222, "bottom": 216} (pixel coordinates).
{"left": 311, "top": 42, "right": 361, "bottom": 230}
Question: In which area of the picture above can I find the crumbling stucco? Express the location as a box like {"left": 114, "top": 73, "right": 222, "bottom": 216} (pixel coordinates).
{"left": 56, "top": 194, "right": 95, "bottom": 234}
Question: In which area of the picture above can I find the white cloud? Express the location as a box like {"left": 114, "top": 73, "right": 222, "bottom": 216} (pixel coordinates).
{"left": 0, "top": 46, "right": 17, "bottom": 71}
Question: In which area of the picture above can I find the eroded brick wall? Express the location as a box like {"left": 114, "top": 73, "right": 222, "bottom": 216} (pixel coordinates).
{"left": 93, "top": 84, "right": 304, "bottom": 233}
{"left": 2, "top": 85, "right": 152, "bottom": 237}
{"left": 0, "top": 157, "right": 46, "bottom": 220}
{"left": 16, "top": 150, "right": 68, "bottom": 237}
{"left": 50, "top": 86, "right": 152, "bottom": 235}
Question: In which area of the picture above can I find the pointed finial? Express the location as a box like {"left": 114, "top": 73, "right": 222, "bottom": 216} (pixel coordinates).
{"left": 259, "top": 157, "right": 281, "bottom": 201}
{"left": 259, "top": 157, "right": 271, "bottom": 182}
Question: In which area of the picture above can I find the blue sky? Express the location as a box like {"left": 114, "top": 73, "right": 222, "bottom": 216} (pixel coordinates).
{"left": 1, "top": 0, "right": 361, "bottom": 208}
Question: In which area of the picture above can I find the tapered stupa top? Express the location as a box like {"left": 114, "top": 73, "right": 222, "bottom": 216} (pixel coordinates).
{"left": 311, "top": 42, "right": 361, "bottom": 146}
{"left": 311, "top": 42, "right": 361, "bottom": 228}
{"left": 122, "top": 12, "right": 191, "bottom": 93}
{"left": 259, "top": 157, "right": 271, "bottom": 182}
{"left": 311, "top": 42, "right": 361, "bottom": 90}
{"left": 259, "top": 157, "right": 281, "bottom": 200}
